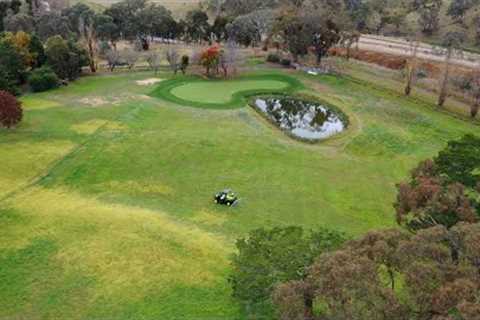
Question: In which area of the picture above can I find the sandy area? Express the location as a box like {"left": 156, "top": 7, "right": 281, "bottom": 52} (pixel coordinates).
{"left": 136, "top": 78, "right": 164, "bottom": 86}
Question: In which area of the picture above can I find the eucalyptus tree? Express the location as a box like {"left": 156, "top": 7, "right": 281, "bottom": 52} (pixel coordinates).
{"left": 436, "top": 31, "right": 466, "bottom": 108}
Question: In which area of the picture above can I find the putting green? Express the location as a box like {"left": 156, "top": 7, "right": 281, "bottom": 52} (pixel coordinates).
{"left": 171, "top": 80, "right": 288, "bottom": 104}
{"left": 150, "top": 74, "right": 303, "bottom": 108}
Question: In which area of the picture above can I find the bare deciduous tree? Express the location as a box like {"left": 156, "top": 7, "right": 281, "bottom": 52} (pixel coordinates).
{"left": 165, "top": 47, "right": 179, "bottom": 74}
{"left": 79, "top": 16, "right": 97, "bottom": 73}
{"left": 145, "top": 51, "right": 162, "bottom": 74}
{"left": 219, "top": 41, "right": 238, "bottom": 78}
{"left": 105, "top": 49, "right": 120, "bottom": 72}
{"left": 121, "top": 49, "right": 139, "bottom": 70}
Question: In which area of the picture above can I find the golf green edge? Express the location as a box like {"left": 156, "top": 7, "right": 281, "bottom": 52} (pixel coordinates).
{"left": 148, "top": 73, "right": 305, "bottom": 109}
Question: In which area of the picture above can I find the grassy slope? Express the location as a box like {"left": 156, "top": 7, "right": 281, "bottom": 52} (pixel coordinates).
{"left": 0, "top": 69, "right": 477, "bottom": 319}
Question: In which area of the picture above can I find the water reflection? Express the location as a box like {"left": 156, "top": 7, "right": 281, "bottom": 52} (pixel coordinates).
{"left": 254, "top": 96, "right": 346, "bottom": 140}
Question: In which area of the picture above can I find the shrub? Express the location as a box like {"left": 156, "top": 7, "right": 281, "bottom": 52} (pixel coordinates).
{"left": 0, "top": 68, "right": 19, "bottom": 95}
{"left": 180, "top": 55, "right": 189, "bottom": 74}
{"left": 266, "top": 53, "right": 280, "bottom": 63}
{"left": 281, "top": 58, "right": 291, "bottom": 67}
{"left": 200, "top": 46, "right": 220, "bottom": 76}
{"left": 28, "top": 66, "right": 59, "bottom": 92}
{"left": 0, "top": 90, "right": 23, "bottom": 128}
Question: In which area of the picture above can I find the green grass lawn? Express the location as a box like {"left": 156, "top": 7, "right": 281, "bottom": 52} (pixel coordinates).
{"left": 0, "top": 69, "right": 477, "bottom": 319}
{"left": 150, "top": 74, "right": 303, "bottom": 108}
{"left": 171, "top": 79, "right": 288, "bottom": 104}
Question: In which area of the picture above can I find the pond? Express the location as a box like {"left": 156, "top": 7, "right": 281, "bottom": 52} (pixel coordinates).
{"left": 253, "top": 96, "right": 347, "bottom": 141}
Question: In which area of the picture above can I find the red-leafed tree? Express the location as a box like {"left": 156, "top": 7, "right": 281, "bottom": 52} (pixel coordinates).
{"left": 0, "top": 90, "right": 23, "bottom": 128}
{"left": 200, "top": 45, "right": 220, "bottom": 76}
{"left": 394, "top": 159, "right": 478, "bottom": 231}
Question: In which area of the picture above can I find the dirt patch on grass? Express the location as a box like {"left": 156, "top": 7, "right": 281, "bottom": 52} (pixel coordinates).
{"left": 136, "top": 78, "right": 165, "bottom": 86}
{"left": 80, "top": 97, "right": 109, "bottom": 107}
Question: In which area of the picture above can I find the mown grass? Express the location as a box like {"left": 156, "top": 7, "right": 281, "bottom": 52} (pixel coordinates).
{"left": 0, "top": 69, "right": 478, "bottom": 319}
{"left": 149, "top": 73, "right": 303, "bottom": 109}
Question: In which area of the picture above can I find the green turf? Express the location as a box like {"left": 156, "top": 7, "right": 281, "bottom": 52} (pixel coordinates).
{"left": 0, "top": 69, "right": 478, "bottom": 319}
{"left": 149, "top": 73, "right": 304, "bottom": 109}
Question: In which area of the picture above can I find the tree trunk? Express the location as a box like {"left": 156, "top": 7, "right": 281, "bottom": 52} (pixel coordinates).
{"left": 438, "top": 48, "right": 452, "bottom": 108}
{"left": 303, "top": 291, "right": 314, "bottom": 320}
{"left": 88, "top": 39, "right": 96, "bottom": 73}
{"left": 388, "top": 269, "right": 395, "bottom": 290}
{"left": 405, "top": 40, "right": 419, "bottom": 96}
{"left": 471, "top": 101, "right": 480, "bottom": 118}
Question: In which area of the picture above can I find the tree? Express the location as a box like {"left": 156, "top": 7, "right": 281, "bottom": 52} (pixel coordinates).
{"left": 227, "top": 14, "right": 261, "bottom": 47}
{"left": 135, "top": 3, "right": 174, "bottom": 48}
{"left": 220, "top": 0, "right": 277, "bottom": 16}
{"left": 0, "top": 90, "right": 23, "bottom": 128}
{"left": 273, "top": 224, "right": 480, "bottom": 320}
{"left": 219, "top": 41, "right": 238, "bottom": 77}
{"left": 227, "top": 9, "right": 274, "bottom": 48}
{"left": 0, "top": 37, "right": 27, "bottom": 91}
{"left": 63, "top": 3, "right": 98, "bottom": 73}
{"left": 411, "top": 0, "right": 443, "bottom": 35}
{"left": 447, "top": 0, "right": 475, "bottom": 24}
{"left": 280, "top": 15, "right": 311, "bottom": 62}
{"left": 45, "top": 36, "right": 88, "bottom": 80}
{"left": 0, "top": 0, "right": 22, "bottom": 32}
{"left": 308, "top": 18, "right": 341, "bottom": 65}
{"left": 394, "top": 159, "right": 478, "bottom": 231}
{"left": 105, "top": 49, "right": 121, "bottom": 72}
{"left": 0, "top": 68, "right": 19, "bottom": 95}
{"left": 185, "top": 9, "right": 210, "bottom": 42}
{"left": 95, "top": 14, "right": 120, "bottom": 50}
{"left": 2, "top": 31, "right": 34, "bottom": 67}
{"left": 180, "top": 55, "right": 189, "bottom": 74}
{"left": 4, "top": 13, "right": 35, "bottom": 33}
{"left": 29, "top": 34, "right": 46, "bottom": 68}
{"left": 339, "top": 30, "right": 360, "bottom": 61}
{"left": 211, "top": 15, "right": 230, "bottom": 42}
{"left": 465, "top": 69, "right": 480, "bottom": 118}
{"left": 208, "top": 0, "right": 227, "bottom": 17}
{"left": 121, "top": 49, "right": 139, "bottom": 70}
{"left": 35, "top": 12, "right": 71, "bottom": 41}
{"left": 145, "top": 51, "right": 162, "bottom": 75}
{"left": 394, "top": 133, "right": 480, "bottom": 231}
{"left": 28, "top": 66, "right": 59, "bottom": 92}
{"left": 104, "top": 0, "right": 147, "bottom": 42}
{"left": 200, "top": 46, "right": 220, "bottom": 76}
{"left": 229, "top": 226, "right": 346, "bottom": 318}
{"left": 348, "top": 229, "right": 409, "bottom": 290}
{"left": 165, "top": 47, "right": 179, "bottom": 74}
{"left": 437, "top": 31, "right": 466, "bottom": 108}
{"left": 435, "top": 134, "right": 480, "bottom": 188}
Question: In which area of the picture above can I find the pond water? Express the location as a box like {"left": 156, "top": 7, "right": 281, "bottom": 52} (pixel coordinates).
{"left": 254, "top": 96, "right": 347, "bottom": 140}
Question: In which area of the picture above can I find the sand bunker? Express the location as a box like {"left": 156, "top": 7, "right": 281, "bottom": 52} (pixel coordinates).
{"left": 136, "top": 78, "right": 164, "bottom": 86}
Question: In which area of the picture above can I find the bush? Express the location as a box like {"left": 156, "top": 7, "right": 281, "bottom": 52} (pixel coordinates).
{"left": 281, "top": 58, "right": 291, "bottom": 67}
{"left": 0, "top": 68, "right": 19, "bottom": 96}
{"left": 266, "top": 53, "right": 280, "bottom": 63}
{"left": 0, "top": 90, "right": 23, "bottom": 128}
{"left": 28, "top": 67, "right": 59, "bottom": 92}
{"left": 180, "top": 55, "right": 189, "bottom": 74}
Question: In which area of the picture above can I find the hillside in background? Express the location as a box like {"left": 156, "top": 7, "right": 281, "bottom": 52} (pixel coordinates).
{"left": 74, "top": 0, "right": 202, "bottom": 15}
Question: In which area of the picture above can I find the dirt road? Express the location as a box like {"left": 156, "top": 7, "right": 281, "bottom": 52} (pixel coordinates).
{"left": 358, "top": 35, "right": 479, "bottom": 69}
